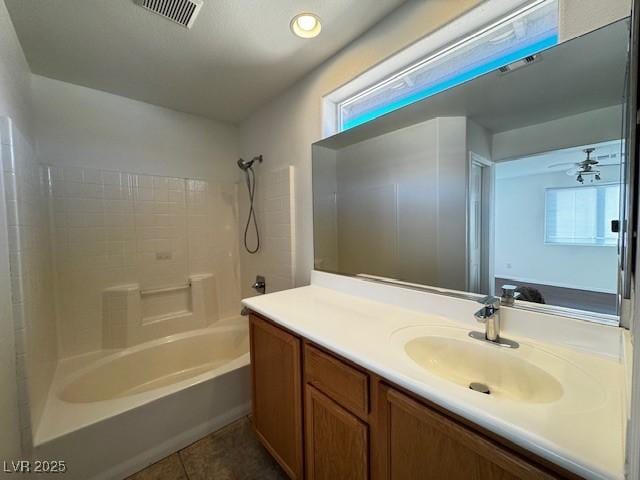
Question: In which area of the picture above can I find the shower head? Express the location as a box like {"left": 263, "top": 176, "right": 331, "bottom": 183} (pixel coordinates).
{"left": 237, "top": 155, "right": 263, "bottom": 171}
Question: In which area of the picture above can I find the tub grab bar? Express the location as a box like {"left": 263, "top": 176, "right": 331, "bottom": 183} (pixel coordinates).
{"left": 140, "top": 282, "right": 191, "bottom": 296}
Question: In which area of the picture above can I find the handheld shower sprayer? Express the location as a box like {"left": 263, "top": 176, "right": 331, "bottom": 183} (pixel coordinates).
{"left": 238, "top": 155, "right": 263, "bottom": 254}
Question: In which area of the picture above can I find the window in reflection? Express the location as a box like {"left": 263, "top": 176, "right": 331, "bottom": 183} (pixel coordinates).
{"left": 545, "top": 183, "right": 620, "bottom": 247}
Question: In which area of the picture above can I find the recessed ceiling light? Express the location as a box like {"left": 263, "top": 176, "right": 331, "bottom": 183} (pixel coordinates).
{"left": 290, "top": 13, "right": 322, "bottom": 38}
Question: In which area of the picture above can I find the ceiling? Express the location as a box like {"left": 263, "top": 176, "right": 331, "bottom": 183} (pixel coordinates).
{"left": 5, "top": 0, "right": 406, "bottom": 123}
{"left": 495, "top": 140, "right": 622, "bottom": 179}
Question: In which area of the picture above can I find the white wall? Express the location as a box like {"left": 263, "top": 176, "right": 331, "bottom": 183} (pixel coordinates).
{"left": 335, "top": 119, "right": 440, "bottom": 285}
{"left": 494, "top": 166, "right": 619, "bottom": 293}
{"left": 311, "top": 146, "right": 338, "bottom": 272}
{"left": 467, "top": 118, "right": 492, "bottom": 161}
{"left": 559, "top": 0, "right": 631, "bottom": 41}
{"left": 311, "top": 117, "right": 469, "bottom": 290}
{"left": 0, "top": 0, "right": 32, "bottom": 143}
{"left": 0, "top": 0, "right": 32, "bottom": 460}
{"left": 32, "top": 75, "right": 239, "bottom": 182}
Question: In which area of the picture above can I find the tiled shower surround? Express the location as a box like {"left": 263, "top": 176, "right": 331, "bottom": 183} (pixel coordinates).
{"left": 1, "top": 113, "right": 246, "bottom": 453}
{"left": 1, "top": 118, "right": 56, "bottom": 453}
{"left": 2, "top": 114, "right": 295, "bottom": 460}
{"left": 239, "top": 166, "right": 296, "bottom": 298}
{"left": 49, "top": 166, "right": 242, "bottom": 357}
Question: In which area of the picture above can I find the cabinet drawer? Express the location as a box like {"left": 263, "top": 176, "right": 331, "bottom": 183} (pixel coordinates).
{"left": 304, "top": 343, "right": 369, "bottom": 418}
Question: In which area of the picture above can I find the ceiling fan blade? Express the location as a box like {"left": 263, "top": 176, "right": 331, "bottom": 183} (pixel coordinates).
{"left": 566, "top": 168, "right": 580, "bottom": 175}
{"left": 547, "top": 162, "right": 578, "bottom": 169}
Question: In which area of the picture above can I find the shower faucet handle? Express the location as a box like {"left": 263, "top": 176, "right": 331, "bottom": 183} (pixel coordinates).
{"left": 252, "top": 275, "right": 266, "bottom": 294}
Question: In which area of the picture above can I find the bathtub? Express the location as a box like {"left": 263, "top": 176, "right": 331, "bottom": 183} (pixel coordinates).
{"left": 34, "top": 316, "right": 251, "bottom": 480}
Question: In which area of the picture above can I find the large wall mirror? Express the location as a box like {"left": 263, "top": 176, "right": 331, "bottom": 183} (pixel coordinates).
{"left": 312, "top": 18, "right": 632, "bottom": 325}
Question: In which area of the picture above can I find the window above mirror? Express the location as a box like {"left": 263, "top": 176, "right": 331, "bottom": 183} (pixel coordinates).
{"left": 337, "top": 0, "right": 558, "bottom": 132}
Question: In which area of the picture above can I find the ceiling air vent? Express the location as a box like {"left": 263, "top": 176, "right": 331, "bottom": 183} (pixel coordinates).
{"left": 137, "top": 0, "right": 203, "bottom": 29}
{"left": 498, "top": 54, "right": 540, "bottom": 74}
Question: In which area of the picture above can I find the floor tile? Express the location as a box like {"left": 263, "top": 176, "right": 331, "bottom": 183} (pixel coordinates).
{"left": 127, "top": 453, "right": 187, "bottom": 480}
{"left": 179, "top": 417, "right": 287, "bottom": 480}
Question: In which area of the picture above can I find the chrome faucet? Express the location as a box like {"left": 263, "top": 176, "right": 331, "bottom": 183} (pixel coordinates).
{"left": 500, "top": 284, "right": 520, "bottom": 306}
{"left": 470, "top": 295, "right": 519, "bottom": 348}
{"left": 474, "top": 295, "right": 501, "bottom": 341}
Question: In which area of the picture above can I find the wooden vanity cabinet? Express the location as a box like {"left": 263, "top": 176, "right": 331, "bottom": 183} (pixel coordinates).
{"left": 249, "top": 314, "right": 304, "bottom": 479}
{"left": 248, "top": 312, "right": 579, "bottom": 480}
{"left": 376, "top": 384, "right": 556, "bottom": 480}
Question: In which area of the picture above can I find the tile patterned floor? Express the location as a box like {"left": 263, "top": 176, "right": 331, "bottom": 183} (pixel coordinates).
{"left": 127, "top": 417, "right": 287, "bottom": 480}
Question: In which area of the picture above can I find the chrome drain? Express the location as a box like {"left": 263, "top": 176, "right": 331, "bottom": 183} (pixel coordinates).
{"left": 469, "top": 382, "right": 490, "bottom": 395}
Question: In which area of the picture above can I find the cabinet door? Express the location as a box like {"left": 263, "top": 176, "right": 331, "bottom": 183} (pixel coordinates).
{"left": 249, "top": 315, "right": 303, "bottom": 479}
{"left": 305, "top": 385, "right": 368, "bottom": 480}
{"left": 378, "top": 384, "right": 555, "bottom": 480}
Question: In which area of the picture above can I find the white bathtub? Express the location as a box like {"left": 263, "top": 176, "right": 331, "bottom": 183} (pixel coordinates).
{"left": 34, "top": 316, "right": 251, "bottom": 480}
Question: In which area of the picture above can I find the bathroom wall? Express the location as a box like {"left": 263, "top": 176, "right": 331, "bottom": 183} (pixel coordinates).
{"left": 311, "top": 146, "right": 338, "bottom": 272}
{"left": 0, "top": 0, "right": 31, "bottom": 142}
{"left": 239, "top": 0, "right": 632, "bottom": 297}
{"left": 332, "top": 117, "right": 468, "bottom": 289}
{"left": 32, "top": 75, "right": 239, "bottom": 182}
{"left": 558, "top": 0, "right": 631, "bottom": 41}
{"left": 49, "top": 166, "right": 241, "bottom": 357}
{"left": 467, "top": 119, "right": 492, "bottom": 161}
{"left": 0, "top": 0, "right": 39, "bottom": 459}
{"left": 1, "top": 118, "right": 56, "bottom": 454}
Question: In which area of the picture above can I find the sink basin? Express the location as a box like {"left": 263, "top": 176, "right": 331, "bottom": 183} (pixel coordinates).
{"left": 404, "top": 335, "right": 563, "bottom": 403}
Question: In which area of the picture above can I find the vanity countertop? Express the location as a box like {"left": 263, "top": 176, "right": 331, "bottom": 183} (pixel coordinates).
{"left": 242, "top": 282, "right": 626, "bottom": 480}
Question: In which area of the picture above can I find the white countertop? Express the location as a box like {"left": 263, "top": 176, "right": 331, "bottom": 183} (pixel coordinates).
{"left": 242, "top": 278, "right": 627, "bottom": 480}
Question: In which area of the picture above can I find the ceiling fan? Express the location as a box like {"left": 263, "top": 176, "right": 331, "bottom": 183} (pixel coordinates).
{"left": 547, "top": 148, "right": 619, "bottom": 183}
